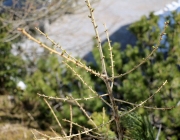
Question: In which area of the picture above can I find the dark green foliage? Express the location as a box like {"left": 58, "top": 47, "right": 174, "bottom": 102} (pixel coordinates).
{"left": 1, "top": 7, "right": 180, "bottom": 139}
{"left": 0, "top": 13, "right": 103, "bottom": 132}
{"left": 23, "top": 52, "right": 103, "bottom": 131}
{"left": 121, "top": 112, "right": 154, "bottom": 140}
{"left": 128, "top": 12, "right": 180, "bottom": 139}
{"left": 89, "top": 111, "right": 116, "bottom": 139}
{"left": 91, "top": 12, "right": 180, "bottom": 139}
{"left": 0, "top": 14, "right": 26, "bottom": 95}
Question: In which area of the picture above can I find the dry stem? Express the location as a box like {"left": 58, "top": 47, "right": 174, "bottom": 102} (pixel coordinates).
{"left": 44, "top": 98, "right": 67, "bottom": 139}
{"left": 120, "top": 80, "right": 167, "bottom": 117}
{"left": 17, "top": 1, "right": 171, "bottom": 138}
{"left": 110, "top": 21, "right": 169, "bottom": 80}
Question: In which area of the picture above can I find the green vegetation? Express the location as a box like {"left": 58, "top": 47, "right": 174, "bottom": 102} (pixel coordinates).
{"left": 0, "top": 17, "right": 25, "bottom": 95}
{"left": 24, "top": 53, "right": 103, "bottom": 130}
{"left": 91, "top": 12, "right": 180, "bottom": 139}
{"left": 1, "top": 7, "right": 180, "bottom": 140}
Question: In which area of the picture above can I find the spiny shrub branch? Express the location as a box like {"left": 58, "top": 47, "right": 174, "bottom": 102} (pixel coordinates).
{"left": 69, "top": 95, "right": 97, "bottom": 128}
{"left": 85, "top": 1, "right": 123, "bottom": 138}
{"left": 109, "top": 21, "right": 169, "bottom": 80}
{"left": 44, "top": 98, "right": 68, "bottom": 138}
{"left": 64, "top": 62, "right": 112, "bottom": 108}
{"left": 33, "top": 118, "right": 114, "bottom": 140}
{"left": 18, "top": 1, "right": 123, "bottom": 138}
{"left": 17, "top": 0, "right": 173, "bottom": 139}
{"left": 120, "top": 80, "right": 168, "bottom": 117}
{"left": 62, "top": 119, "right": 102, "bottom": 137}
{"left": 32, "top": 129, "right": 51, "bottom": 139}
{"left": 37, "top": 93, "right": 109, "bottom": 102}
{"left": 34, "top": 27, "right": 82, "bottom": 65}
{"left": 85, "top": 0, "right": 107, "bottom": 75}
{"left": 69, "top": 105, "right": 73, "bottom": 136}
{"left": 103, "top": 23, "right": 115, "bottom": 89}
{"left": 50, "top": 127, "right": 59, "bottom": 137}
{"left": 17, "top": 28, "right": 105, "bottom": 80}
{"left": 17, "top": 20, "right": 170, "bottom": 140}
{"left": 114, "top": 98, "right": 174, "bottom": 110}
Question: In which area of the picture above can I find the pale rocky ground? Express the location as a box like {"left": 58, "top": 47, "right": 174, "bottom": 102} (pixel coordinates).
{"left": 14, "top": 0, "right": 175, "bottom": 60}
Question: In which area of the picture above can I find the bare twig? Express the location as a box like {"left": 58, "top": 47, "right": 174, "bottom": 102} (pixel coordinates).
{"left": 43, "top": 98, "right": 67, "bottom": 138}
{"left": 37, "top": 93, "right": 109, "bottom": 102}
{"left": 64, "top": 62, "right": 112, "bottom": 108}
{"left": 85, "top": 0, "right": 107, "bottom": 75}
{"left": 1, "top": 0, "right": 99, "bottom": 42}
{"left": 50, "top": 127, "right": 59, "bottom": 137}
{"left": 32, "top": 129, "right": 51, "bottom": 139}
{"left": 110, "top": 21, "right": 169, "bottom": 80}
{"left": 85, "top": 1, "right": 123, "bottom": 139}
{"left": 17, "top": 28, "right": 104, "bottom": 79}
{"left": 103, "top": 23, "right": 114, "bottom": 89}
{"left": 114, "top": 98, "right": 174, "bottom": 110}
{"left": 69, "top": 96, "right": 97, "bottom": 128}
{"left": 35, "top": 119, "right": 114, "bottom": 140}
{"left": 17, "top": 1, "right": 171, "bottom": 139}
{"left": 120, "top": 80, "right": 168, "bottom": 117}
{"left": 69, "top": 105, "right": 73, "bottom": 136}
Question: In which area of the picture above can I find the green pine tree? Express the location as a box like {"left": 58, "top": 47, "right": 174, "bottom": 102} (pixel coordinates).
{"left": 91, "top": 12, "right": 180, "bottom": 139}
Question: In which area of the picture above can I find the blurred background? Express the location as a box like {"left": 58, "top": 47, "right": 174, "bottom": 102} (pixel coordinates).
{"left": 1, "top": 0, "right": 180, "bottom": 139}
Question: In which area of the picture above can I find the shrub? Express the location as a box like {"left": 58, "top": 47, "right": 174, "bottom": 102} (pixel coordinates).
{"left": 17, "top": 0, "right": 178, "bottom": 139}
